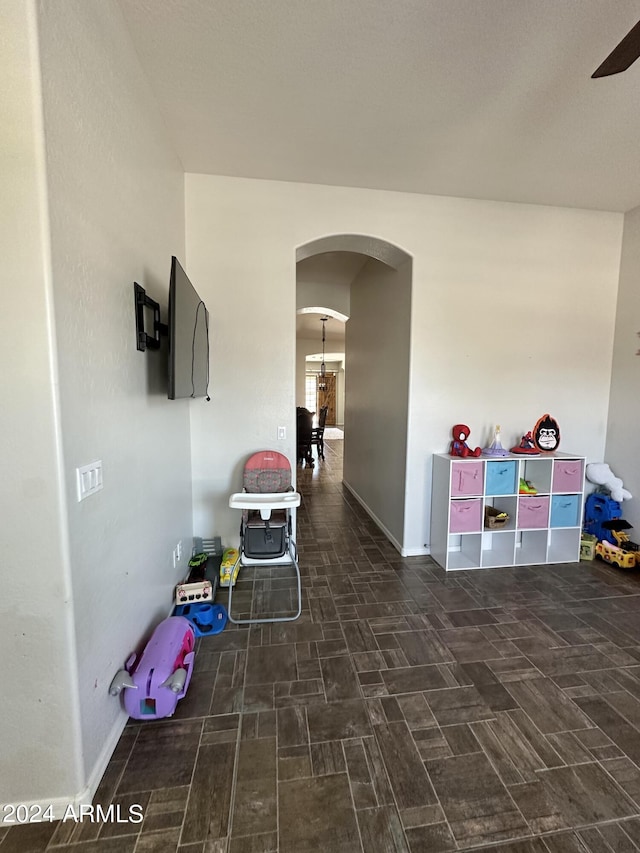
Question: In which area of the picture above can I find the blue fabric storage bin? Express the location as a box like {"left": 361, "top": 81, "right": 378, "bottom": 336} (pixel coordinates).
{"left": 550, "top": 494, "right": 580, "bottom": 528}
{"left": 485, "top": 461, "right": 517, "bottom": 496}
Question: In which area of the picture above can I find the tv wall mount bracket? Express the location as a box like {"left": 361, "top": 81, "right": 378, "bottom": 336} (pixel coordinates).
{"left": 134, "top": 282, "right": 168, "bottom": 352}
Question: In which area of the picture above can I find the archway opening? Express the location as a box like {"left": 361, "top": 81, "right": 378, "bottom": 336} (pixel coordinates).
{"left": 295, "top": 235, "right": 412, "bottom": 552}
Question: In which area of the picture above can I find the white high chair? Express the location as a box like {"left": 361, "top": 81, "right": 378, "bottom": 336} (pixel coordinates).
{"left": 227, "top": 450, "right": 302, "bottom": 625}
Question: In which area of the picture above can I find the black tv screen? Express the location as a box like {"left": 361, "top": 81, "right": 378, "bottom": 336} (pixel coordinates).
{"left": 168, "top": 256, "right": 210, "bottom": 400}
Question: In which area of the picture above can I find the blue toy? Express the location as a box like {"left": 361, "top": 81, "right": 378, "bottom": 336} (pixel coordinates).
{"left": 584, "top": 493, "right": 622, "bottom": 545}
{"left": 109, "top": 616, "right": 195, "bottom": 720}
{"left": 173, "top": 602, "right": 228, "bottom": 637}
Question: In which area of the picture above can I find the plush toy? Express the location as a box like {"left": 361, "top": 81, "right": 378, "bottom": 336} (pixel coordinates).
{"left": 586, "top": 462, "right": 632, "bottom": 502}
{"left": 450, "top": 424, "right": 481, "bottom": 457}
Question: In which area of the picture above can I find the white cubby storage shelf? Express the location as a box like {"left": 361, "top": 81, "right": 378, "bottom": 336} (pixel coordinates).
{"left": 430, "top": 452, "right": 585, "bottom": 571}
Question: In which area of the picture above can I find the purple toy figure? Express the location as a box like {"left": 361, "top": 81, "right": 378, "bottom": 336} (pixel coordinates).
{"left": 109, "top": 616, "right": 195, "bottom": 720}
{"left": 483, "top": 424, "right": 510, "bottom": 457}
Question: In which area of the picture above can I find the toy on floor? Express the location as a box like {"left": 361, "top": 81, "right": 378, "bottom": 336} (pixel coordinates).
{"left": 109, "top": 616, "right": 195, "bottom": 720}
{"left": 580, "top": 533, "right": 597, "bottom": 561}
{"left": 450, "top": 424, "right": 481, "bottom": 457}
{"left": 219, "top": 547, "right": 240, "bottom": 587}
{"left": 186, "top": 552, "right": 209, "bottom": 580}
{"left": 175, "top": 578, "right": 212, "bottom": 605}
{"left": 586, "top": 462, "right": 632, "bottom": 503}
{"left": 595, "top": 539, "right": 637, "bottom": 570}
{"left": 510, "top": 432, "right": 540, "bottom": 455}
{"left": 602, "top": 520, "right": 639, "bottom": 557}
{"left": 174, "top": 551, "right": 216, "bottom": 604}
{"left": 483, "top": 424, "right": 509, "bottom": 457}
{"left": 174, "top": 602, "right": 228, "bottom": 636}
{"left": 584, "top": 492, "right": 622, "bottom": 544}
{"left": 533, "top": 414, "right": 560, "bottom": 452}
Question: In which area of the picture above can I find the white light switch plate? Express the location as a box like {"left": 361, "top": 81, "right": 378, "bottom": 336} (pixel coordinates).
{"left": 76, "top": 461, "right": 103, "bottom": 502}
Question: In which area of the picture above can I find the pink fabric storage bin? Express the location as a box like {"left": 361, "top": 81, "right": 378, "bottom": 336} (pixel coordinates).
{"left": 517, "top": 496, "right": 550, "bottom": 529}
{"left": 449, "top": 499, "right": 482, "bottom": 533}
{"left": 451, "top": 462, "right": 484, "bottom": 497}
{"left": 552, "top": 460, "right": 583, "bottom": 493}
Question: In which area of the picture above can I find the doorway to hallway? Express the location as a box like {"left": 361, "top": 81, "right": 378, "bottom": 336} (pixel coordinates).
{"left": 296, "top": 234, "right": 412, "bottom": 553}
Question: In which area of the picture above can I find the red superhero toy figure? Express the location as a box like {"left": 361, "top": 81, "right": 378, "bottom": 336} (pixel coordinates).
{"left": 450, "top": 424, "right": 481, "bottom": 457}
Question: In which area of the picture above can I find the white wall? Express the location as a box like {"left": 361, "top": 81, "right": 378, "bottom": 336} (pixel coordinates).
{"left": 344, "top": 258, "right": 412, "bottom": 548}
{"left": 605, "top": 204, "right": 640, "bottom": 529}
{"left": 186, "top": 175, "right": 623, "bottom": 553}
{"left": 0, "top": 0, "right": 82, "bottom": 809}
{"left": 34, "top": 0, "right": 191, "bottom": 799}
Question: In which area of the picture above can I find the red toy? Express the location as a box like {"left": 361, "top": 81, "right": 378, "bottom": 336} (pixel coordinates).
{"left": 450, "top": 424, "right": 481, "bottom": 457}
{"left": 510, "top": 431, "right": 540, "bottom": 455}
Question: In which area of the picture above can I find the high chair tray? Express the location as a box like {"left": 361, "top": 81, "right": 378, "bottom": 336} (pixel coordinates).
{"left": 229, "top": 492, "right": 301, "bottom": 510}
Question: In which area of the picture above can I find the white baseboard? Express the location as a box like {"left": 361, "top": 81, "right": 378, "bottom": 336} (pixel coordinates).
{"left": 1, "top": 793, "right": 85, "bottom": 826}
{"left": 1, "top": 712, "right": 128, "bottom": 825}
{"left": 84, "top": 712, "right": 129, "bottom": 804}
{"left": 342, "top": 480, "right": 430, "bottom": 558}
{"left": 342, "top": 480, "right": 404, "bottom": 554}
{"left": 401, "top": 545, "right": 431, "bottom": 557}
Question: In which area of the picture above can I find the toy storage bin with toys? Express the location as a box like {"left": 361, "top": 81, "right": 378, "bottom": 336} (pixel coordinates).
{"left": 430, "top": 451, "right": 586, "bottom": 571}
{"left": 484, "top": 505, "right": 509, "bottom": 529}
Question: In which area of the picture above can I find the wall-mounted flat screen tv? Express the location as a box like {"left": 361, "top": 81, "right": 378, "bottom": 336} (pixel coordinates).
{"left": 168, "top": 256, "right": 210, "bottom": 400}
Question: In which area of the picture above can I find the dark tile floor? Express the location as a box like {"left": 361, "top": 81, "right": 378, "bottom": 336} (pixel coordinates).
{"left": 6, "top": 439, "right": 640, "bottom": 852}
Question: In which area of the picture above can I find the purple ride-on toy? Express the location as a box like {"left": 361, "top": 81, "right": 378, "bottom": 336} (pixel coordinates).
{"left": 109, "top": 616, "right": 195, "bottom": 720}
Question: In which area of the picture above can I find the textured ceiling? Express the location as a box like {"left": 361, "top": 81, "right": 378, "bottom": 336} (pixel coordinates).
{"left": 119, "top": 0, "right": 640, "bottom": 211}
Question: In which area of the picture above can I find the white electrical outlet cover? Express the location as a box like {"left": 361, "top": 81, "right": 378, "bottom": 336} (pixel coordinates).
{"left": 76, "top": 461, "right": 103, "bottom": 502}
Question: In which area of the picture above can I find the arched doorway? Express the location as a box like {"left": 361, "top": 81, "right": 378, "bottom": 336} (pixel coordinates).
{"left": 296, "top": 235, "right": 412, "bottom": 553}
{"left": 297, "top": 307, "right": 348, "bottom": 428}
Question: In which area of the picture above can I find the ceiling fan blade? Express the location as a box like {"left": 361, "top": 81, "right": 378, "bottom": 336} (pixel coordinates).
{"left": 592, "top": 18, "right": 640, "bottom": 77}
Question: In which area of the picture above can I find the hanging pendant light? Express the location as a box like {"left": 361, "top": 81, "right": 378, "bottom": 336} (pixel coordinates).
{"left": 318, "top": 317, "right": 328, "bottom": 391}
